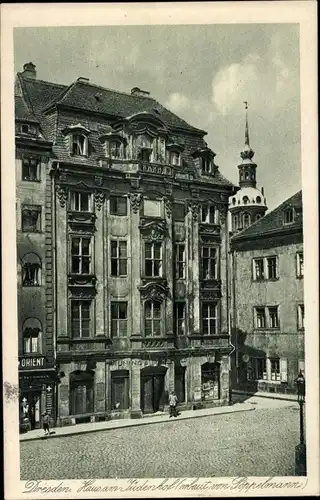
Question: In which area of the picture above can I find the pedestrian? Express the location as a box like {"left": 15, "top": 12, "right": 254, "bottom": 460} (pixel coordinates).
{"left": 168, "top": 390, "right": 178, "bottom": 418}
{"left": 42, "top": 411, "right": 50, "bottom": 436}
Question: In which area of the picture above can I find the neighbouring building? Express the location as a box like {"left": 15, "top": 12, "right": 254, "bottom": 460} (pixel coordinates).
{"left": 16, "top": 63, "right": 238, "bottom": 425}
{"left": 230, "top": 190, "right": 304, "bottom": 394}
{"left": 15, "top": 62, "right": 59, "bottom": 430}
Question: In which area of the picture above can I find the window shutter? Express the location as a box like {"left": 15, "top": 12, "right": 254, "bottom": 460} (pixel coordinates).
{"left": 280, "top": 358, "right": 288, "bottom": 382}
{"left": 252, "top": 259, "right": 256, "bottom": 280}
{"left": 276, "top": 257, "right": 279, "bottom": 278}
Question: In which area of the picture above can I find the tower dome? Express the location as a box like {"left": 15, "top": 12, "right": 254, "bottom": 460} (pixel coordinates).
{"left": 229, "top": 102, "right": 268, "bottom": 233}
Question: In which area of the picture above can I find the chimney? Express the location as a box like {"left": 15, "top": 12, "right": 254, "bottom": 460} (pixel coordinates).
{"left": 131, "top": 87, "right": 150, "bottom": 97}
{"left": 77, "top": 77, "right": 90, "bottom": 83}
{"left": 261, "top": 187, "right": 264, "bottom": 196}
{"left": 22, "top": 62, "right": 36, "bottom": 79}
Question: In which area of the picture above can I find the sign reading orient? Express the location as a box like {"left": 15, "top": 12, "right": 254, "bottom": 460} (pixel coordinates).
{"left": 19, "top": 357, "right": 45, "bottom": 369}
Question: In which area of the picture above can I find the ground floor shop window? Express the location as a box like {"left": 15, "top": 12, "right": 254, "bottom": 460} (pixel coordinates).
{"left": 174, "top": 365, "right": 186, "bottom": 403}
{"left": 270, "top": 358, "right": 281, "bottom": 381}
{"left": 247, "top": 357, "right": 267, "bottom": 381}
{"left": 201, "top": 362, "right": 220, "bottom": 400}
{"left": 111, "top": 370, "right": 129, "bottom": 410}
{"left": 69, "top": 370, "right": 94, "bottom": 415}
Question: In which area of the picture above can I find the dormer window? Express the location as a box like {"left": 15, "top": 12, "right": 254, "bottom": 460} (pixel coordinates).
{"left": 22, "top": 124, "right": 29, "bottom": 134}
{"left": 139, "top": 148, "right": 152, "bottom": 162}
{"left": 71, "top": 134, "right": 88, "bottom": 156}
{"left": 110, "top": 141, "right": 121, "bottom": 159}
{"left": 243, "top": 196, "right": 249, "bottom": 205}
{"left": 201, "top": 158, "right": 214, "bottom": 174}
{"left": 284, "top": 208, "right": 294, "bottom": 224}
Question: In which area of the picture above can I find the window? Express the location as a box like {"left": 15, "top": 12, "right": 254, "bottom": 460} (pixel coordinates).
{"left": 145, "top": 300, "right": 161, "bottom": 336}
{"left": 22, "top": 157, "right": 40, "bottom": 181}
{"left": 71, "top": 134, "right": 87, "bottom": 156}
{"left": 169, "top": 151, "right": 180, "bottom": 166}
{"left": 143, "top": 199, "right": 161, "bottom": 217}
{"left": 253, "top": 258, "right": 264, "bottom": 280}
{"left": 202, "top": 302, "right": 217, "bottom": 335}
{"left": 71, "top": 237, "right": 91, "bottom": 274}
{"left": 201, "top": 204, "right": 216, "bottom": 224}
{"left": 256, "top": 214, "right": 261, "bottom": 221}
{"left": 139, "top": 148, "right": 151, "bottom": 162}
{"left": 233, "top": 215, "right": 238, "bottom": 231}
{"left": 22, "top": 253, "right": 41, "bottom": 286}
{"left": 175, "top": 302, "right": 186, "bottom": 335}
{"left": 243, "top": 213, "right": 251, "bottom": 228}
{"left": 145, "top": 242, "right": 162, "bottom": 277}
{"left": 109, "top": 196, "right": 127, "bottom": 216}
{"left": 111, "top": 371, "right": 129, "bottom": 410}
{"left": 296, "top": 252, "right": 304, "bottom": 277}
{"left": 298, "top": 304, "right": 305, "bottom": 330}
{"left": 284, "top": 208, "right": 294, "bottom": 224}
{"left": 109, "top": 141, "right": 121, "bottom": 159}
{"left": 111, "top": 241, "right": 127, "bottom": 277}
{"left": 256, "top": 358, "right": 267, "bottom": 380}
{"left": 270, "top": 358, "right": 281, "bottom": 381}
{"left": 71, "top": 300, "right": 91, "bottom": 338}
{"left": 243, "top": 196, "right": 249, "bottom": 205}
{"left": 70, "top": 191, "right": 91, "bottom": 212}
{"left": 253, "top": 257, "right": 278, "bottom": 280}
{"left": 23, "top": 318, "right": 42, "bottom": 354}
{"left": 266, "top": 257, "right": 278, "bottom": 279}
{"left": 201, "top": 157, "right": 213, "bottom": 174}
{"left": 21, "top": 205, "right": 41, "bottom": 232}
{"left": 255, "top": 307, "right": 266, "bottom": 328}
{"left": 256, "top": 196, "right": 262, "bottom": 204}
{"left": 175, "top": 243, "right": 185, "bottom": 279}
{"left": 268, "top": 306, "right": 279, "bottom": 328}
{"left": 201, "top": 246, "right": 217, "bottom": 280}
{"left": 111, "top": 302, "right": 128, "bottom": 337}
{"left": 22, "top": 124, "right": 29, "bottom": 134}
{"left": 70, "top": 371, "right": 94, "bottom": 415}
{"left": 172, "top": 203, "right": 185, "bottom": 221}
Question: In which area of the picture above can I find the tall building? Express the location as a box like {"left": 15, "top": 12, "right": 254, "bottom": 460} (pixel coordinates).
{"left": 229, "top": 103, "right": 268, "bottom": 233}
{"left": 230, "top": 190, "right": 304, "bottom": 394}
{"left": 16, "top": 63, "right": 238, "bottom": 425}
{"left": 15, "top": 63, "right": 58, "bottom": 430}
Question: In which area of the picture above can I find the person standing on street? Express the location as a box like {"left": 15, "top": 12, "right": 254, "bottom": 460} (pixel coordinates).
{"left": 168, "top": 390, "right": 178, "bottom": 418}
{"left": 42, "top": 411, "right": 50, "bottom": 436}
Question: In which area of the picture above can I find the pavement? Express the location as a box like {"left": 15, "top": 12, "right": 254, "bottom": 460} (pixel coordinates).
{"left": 20, "top": 393, "right": 297, "bottom": 443}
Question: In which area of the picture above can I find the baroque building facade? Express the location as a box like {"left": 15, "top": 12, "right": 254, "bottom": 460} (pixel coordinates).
{"left": 16, "top": 63, "right": 238, "bottom": 425}
{"left": 230, "top": 190, "right": 304, "bottom": 394}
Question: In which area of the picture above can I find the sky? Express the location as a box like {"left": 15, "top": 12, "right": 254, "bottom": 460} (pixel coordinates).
{"left": 14, "top": 24, "right": 301, "bottom": 211}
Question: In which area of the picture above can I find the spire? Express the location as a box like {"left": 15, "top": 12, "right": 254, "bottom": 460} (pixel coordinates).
{"left": 240, "top": 101, "right": 255, "bottom": 161}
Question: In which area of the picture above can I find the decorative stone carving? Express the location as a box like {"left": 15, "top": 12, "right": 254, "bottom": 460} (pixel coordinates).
{"left": 59, "top": 172, "right": 68, "bottom": 182}
{"left": 94, "top": 191, "right": 105, "bottom": 211}
{"left": 139, "top": 280, "right": 169, "bottom": 302}
{"left": 68, "top": 274, "right": 97, "bottom": 286}
{"left": 139, "top": 219, "right": 168, "bottom": 241}
{"left": 200, "top": 289, "right": 221, "bottom": 300}
{"left": 188, "top": 201, "right": 200, "bottom": 221}
{"left": 68, "top": 287, "right": 97, "bottom": 299}
{"left": 94, "top": 175, "right": 104, "bottom": 187}
{"left": 129, "top": 192, "right": 142, "bottom": 213}
{"left": 143, "top": 339, "right": 166, "bottom": 348}
{"left": 199, "top": 223, "right": 220, "bottom": 235}
{"left": 125, "top": 174, "right": 141, "bottom": 189}
{"left": 56, "top": 185, "right": 67, "bottom": 208}
{"left": 164, "top": 197, "right": 172, "bottom": 218}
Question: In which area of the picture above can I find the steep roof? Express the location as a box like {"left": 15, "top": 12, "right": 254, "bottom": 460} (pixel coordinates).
{"left": 17, "top": 74, "right": 68, "bottom": 116}
{"left": 232, "top": 190, "right": 303, "bottom": 241}
{"left": 15, "top": 95, "right": 38, "bottom": 123}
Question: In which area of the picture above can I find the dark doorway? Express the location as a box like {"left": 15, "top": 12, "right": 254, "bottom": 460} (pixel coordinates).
{"left": 70, "top": 370, "right": 94, "bottom": 419}
{"left": 27, "top": 392, "right": 41, "bottom": 430}
{"left": 175, "top": 365, "right": 186, "bottom": 403}
{"left": 140, "top": 366, "right": 167, "bottom": 414}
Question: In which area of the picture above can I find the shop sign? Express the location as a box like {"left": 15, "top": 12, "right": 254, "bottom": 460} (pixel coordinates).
{"left": 19, "top": 356, "right": 46, "bottom": 369}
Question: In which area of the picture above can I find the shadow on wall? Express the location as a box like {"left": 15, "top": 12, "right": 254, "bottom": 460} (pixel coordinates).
{"left": 231, "top": 327, "right": 267, "bottom": 404}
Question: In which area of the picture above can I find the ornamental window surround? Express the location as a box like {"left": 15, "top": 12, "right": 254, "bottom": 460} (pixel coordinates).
{"left": 111, "top": 240, "right": 127, "bottom": 277}
{"left": 70, "top": 236, "right": 92, "bottom": 275}
{"left": 22, "top": 157, "right": 40, "bottom": 181}
{"left": 201, "top": 204, "right": 216, "bottom": 224}
{"left": 70, "top": 133, "right": 88, "bottom": 156}
{"left": 22, "top": 318, "right": 42, "bottom": 354}
{"left": 201, "top": 302, "right": 218, "bottom": 335}
{"left": 109, "top": 196, "right": 128, "bottom": 216}
{"left": 21, "top": 205, "right": 41, "bottom": 232}
{"left": 69, "top": 191, "right": 92, "bottom": 212}
{"left": 144, "top": 241, "right": 162, "bottom": 277}
{"left": 21, "top": 253, "right": 41, "bottom": 287}
{"left": 201, "top": 246, "right": 218, "bottom": 280}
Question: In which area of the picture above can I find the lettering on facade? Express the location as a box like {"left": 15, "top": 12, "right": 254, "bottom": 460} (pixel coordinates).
{"left": 19, "top": 357, "right": 45, "bottom": 369}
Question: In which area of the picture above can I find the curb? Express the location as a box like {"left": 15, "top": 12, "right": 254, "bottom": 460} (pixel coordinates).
{"left": 20, "top": 406, "right": 255, "bottom": 443}
{"left": 232, "top": 390, "right": 297, "bottom": 403}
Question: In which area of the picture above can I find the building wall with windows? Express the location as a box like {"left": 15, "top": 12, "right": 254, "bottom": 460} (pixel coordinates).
{"left": 230, "top": 191, "right": 304, "bottom": 394}
{"left": 16, "top": 64, "right": 238, "bottom": 424}
{"left": 15, "top": 66, "right": 58, "bottom": 432}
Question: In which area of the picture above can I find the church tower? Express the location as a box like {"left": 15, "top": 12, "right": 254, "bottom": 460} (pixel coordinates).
{"left": 229, "top": 102, "right": 267, "bottom": 233}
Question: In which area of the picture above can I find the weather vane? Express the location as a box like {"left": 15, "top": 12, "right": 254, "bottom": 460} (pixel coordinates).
{"left": 243, "top": 101, "right": 248, "bottom": 110}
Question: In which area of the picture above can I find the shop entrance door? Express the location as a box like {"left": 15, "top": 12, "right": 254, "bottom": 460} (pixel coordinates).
{"left": 28, "top": 392, "right": 41, "bottom": 430}
{"left": 140, "top": 366, "right": 166, "bottom": 414}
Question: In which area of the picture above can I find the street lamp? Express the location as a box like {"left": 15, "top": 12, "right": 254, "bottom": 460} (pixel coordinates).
{"left": 295, "top": 370, "right": 306, "bottom": 475}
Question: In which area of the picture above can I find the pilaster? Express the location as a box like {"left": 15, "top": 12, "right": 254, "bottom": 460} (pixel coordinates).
{"left": 130, "top": 362, "right": 142, "bottom": 418}
{"left": 56, "top": 185, "right": 68, "bottom": 337}
{"left": 129, "top": 193, "right": 142, "bottom": 339}
{"left": 219, "top": 206, "right": 229, "bottom": 334}
{"left": 189, "top": 201, "right": 200, "bottom": 333}
{"left": 164, "top": 197, "right": 173, "bottom": 337}
{"left": 94, "top": 361, "right": 106, "bottom": 413}
{"left": 94, "top": 193, "right": 106, "bottom": 336}
{"left": 220, "top": 355, "right": 230, "bottom": 403}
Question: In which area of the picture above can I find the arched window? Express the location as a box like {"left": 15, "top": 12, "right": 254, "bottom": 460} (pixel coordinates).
{"left": 245, "top": 171, "right": 250, "bottom": 180}
{"left": 144, "top": 300, "right": 161, "bottom": 336}
{"left": 243, "top": 213, "right": 251, "bottom": 228}
{"left": 70, "top": 370, "right": 94, "bottom": 416}
{"left": 233, "top": 214, "right": 238, "bottom": 230}
{"left": 256, "top": 196, "right": 262, "bottom": 204}
{"left": 256, "top": 214, "right": 261, "bottom": 221}
{"left": 242, "top": 196, "right": 249, "bottom": 205}
{"left": 137, "top": 134, "right": 153, "bottom": 162}
{"left": 23, "top": 318, "right": 42, "bottom": 354}
{"left": 21, "top": 253, "right": 41, "bottom": 286}
{"left": 232, "top": 197, "right": 236, "bottom": 205}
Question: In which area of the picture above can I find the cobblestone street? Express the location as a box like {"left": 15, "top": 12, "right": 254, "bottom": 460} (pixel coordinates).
{"left": 20, "top": 404, "right": 301, "bottom": 479}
